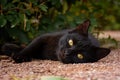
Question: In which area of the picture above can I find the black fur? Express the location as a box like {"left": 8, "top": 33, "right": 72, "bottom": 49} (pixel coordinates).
{"left": 1, "top": 20, "right": 110, "bottom": 63}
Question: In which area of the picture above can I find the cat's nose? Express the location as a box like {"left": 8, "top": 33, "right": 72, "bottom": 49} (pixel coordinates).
{"left": 65, "top": 48, "right": 75, "bottom": 56}
{"left": 64, "top": 50, "right": 70, "bottom": 56}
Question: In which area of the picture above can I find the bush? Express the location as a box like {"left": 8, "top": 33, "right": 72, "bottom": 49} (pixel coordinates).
{"left": 0, "top": 0, "right": 120, "bottom": 44}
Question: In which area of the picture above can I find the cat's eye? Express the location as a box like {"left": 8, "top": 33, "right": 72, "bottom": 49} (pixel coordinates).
{"left": 68, "top": 39, "right": 73, "bottom": 46}
{"left": 77, "top": 54, "right": 83, "bottom": 59}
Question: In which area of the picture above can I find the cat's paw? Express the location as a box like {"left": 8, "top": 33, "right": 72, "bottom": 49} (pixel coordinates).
{"left": 12, "top": 54, "right": 32, "bottom": 63}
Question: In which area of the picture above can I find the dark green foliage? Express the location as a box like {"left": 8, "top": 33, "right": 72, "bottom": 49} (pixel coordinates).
{"left": 0, "top": 0, "right": 120, "bottom": 44}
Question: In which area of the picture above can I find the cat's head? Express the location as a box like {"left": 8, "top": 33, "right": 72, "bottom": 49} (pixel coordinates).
{"left": 57, "top": 20, "right": 110, "bottom": 63}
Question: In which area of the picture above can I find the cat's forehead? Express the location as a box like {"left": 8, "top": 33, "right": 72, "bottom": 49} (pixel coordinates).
{"left": 59, "top": 33, "right": 88, "bottom": 44}
{"left": 65, "top": 33, "right": 86, "bottom": 40}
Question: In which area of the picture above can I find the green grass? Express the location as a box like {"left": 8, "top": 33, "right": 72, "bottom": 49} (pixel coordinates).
{"left": 10, "top": 75, "right": 69, "bottom": 80}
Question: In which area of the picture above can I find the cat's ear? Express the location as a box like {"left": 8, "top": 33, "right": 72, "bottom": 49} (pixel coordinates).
{"left": 70, "top": 19, "right": 90, "bottom": 35}
{"left": 95, "top": 47, "right": 110, "bottom": 61}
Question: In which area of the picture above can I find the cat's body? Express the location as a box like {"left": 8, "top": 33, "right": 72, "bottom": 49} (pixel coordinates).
{"left": 1, "top": 20, "right": 110, "bottom": 63}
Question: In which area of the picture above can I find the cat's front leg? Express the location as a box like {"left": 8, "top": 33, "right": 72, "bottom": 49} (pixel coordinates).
{"left": 1, "top": 43, "right": 32, "bottom": 63}
{"left": 12, "top": 36, "right": 45, "bottom": 63}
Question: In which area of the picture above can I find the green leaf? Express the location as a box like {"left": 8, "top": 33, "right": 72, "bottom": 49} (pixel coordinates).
{"left": 39, "top": 4, "right": 48, "bottom": 12}
{"left": 41, "top": 76, "right": 68, "bottom": 80}
{"left": 25, "top": 10, "right": 32, "bottom": 16}
{"left": 30, "top": 0, "right": 38, "bottom": 5}
{"left": 11, "top": 19, "right": 20, "bottom": 28}
{"left": 0, "top": 15, "right": 7, "bottom": 28}
{"left": 19, "top": 13, "right": 24, "bottom": 21}
{"left": 6, "top": 15, "right": 14, "bottom": 22}
{"left": 12, "top": 0, "right": 20, "bottom": 3}
{"left": 26, "top": 21, "right": 31, "bottom": 31}
{"left": 0, "top": 0, "right": 7, "bottom": 6}
{"left": 10, "top": 14, "right": 20, "bottom": 28}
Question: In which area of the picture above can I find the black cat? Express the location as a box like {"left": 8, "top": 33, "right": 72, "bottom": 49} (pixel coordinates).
{"left": 1, "top": 20, "right": 110, "bottom": 63}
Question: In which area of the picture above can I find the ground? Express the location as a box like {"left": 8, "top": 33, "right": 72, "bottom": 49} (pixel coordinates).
{"left": 0, "top": 31, "right": 120, "bottom": 80}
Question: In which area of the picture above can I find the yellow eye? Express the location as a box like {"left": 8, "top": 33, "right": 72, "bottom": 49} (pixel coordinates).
{"left": 77, "top": 54, "right": 83, "bottom": 59}
{"left": 68, "top": 39, "right": 73, "bottom": 46}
